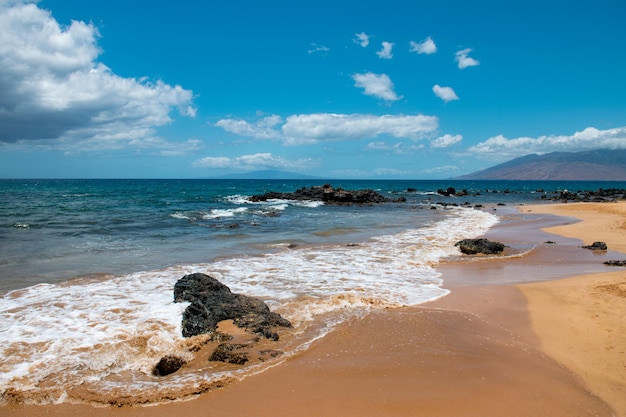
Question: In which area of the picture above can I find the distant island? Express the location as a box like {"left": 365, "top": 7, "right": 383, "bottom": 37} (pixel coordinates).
{"left": 457, "top": 149, "right": 626, "bottom": 180}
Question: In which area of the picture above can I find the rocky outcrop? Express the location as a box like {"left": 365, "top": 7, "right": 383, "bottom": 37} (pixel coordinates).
{"left": 455, "top": 238, "right": 505, "bottom": 255}
{"left": 248, "top": 184, "right": 405, "bottom": 205}
{"left": 541, "top": 188, "right": 626, "bottom": 203}
{"left": 437, "top": 187, "right": 469, "bottom": 197}
{"left": 604, "top": 260, "right": 626, "bottom": 266}
{"left": 582, "top": 241, "right": 608, "bottom": 251}
{"left": 173, "top": 273, "right": 291, "bottom": 340}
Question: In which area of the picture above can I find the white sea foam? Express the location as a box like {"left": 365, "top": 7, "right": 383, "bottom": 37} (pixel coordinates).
{"left": 201, "top": 207, "right": 248, "bottom": 219}
{"left": 0, "top": 207, "right": 497, "bottom": 403}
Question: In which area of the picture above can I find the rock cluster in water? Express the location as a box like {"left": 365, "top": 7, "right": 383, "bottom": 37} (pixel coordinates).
{"left": 541, "top": 188, "right": 626, "bottom": 202}
{"left": 173, "top": 273, "right": 292, "bottom": 340}
{"left": 248, "top": 184, "right": 406, "bottom": 205}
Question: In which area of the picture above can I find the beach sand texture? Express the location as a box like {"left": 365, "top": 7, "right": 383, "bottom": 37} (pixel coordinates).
{"left": 4, "top": 202, "right": 625, "bottom": 416}
{"left": 520, "top": 202, "right": 626, "bottom": 416}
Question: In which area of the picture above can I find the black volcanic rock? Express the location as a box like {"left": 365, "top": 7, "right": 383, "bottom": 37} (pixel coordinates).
{"left": 174, "top": 273, "right": 291, "bottom": 340}
{"left": 249, "top": 184, "right": 405, "bottom": 205}
{"left": 455, "top": 238, "right": 505, "bottom": 255}
{"left": 153, "top": 355, "right": 187, "bottom": 376}
{"left": 582, "top": 241, "right": 608, "bottom": 251}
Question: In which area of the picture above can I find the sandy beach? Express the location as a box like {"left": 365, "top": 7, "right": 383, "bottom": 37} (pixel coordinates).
{"left": 518, "top": 202, "right": 626, "bottom": 416}
{"left": 3, "top": 201, "right": 625, "bottom": 416}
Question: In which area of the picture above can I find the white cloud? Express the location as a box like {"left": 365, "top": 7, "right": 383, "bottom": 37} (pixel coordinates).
{"left": 455, "top": 48, "right": 480, "bottom": 69}
{"left": 215, "top": 113, "right": 439, "bottom": 145}
{"left": 432, "top": 85, "right": 459, "bottom": 102}
{"left": 376, "top": 41, "right": 394, "bottom": 59}
{"left": 409, "top": 37, "right": 437, "bottom": 54}
{"left": 308, "top": 43, "right": 329, "bottom": 54}
{"left": 0, "top": 1, "right": 195, "bottom": 151}
{"left": 431, "top": 134, "right": 462, "bottom": 148}
{"left": 354, "top": 32, "right": 370, "bottom": 47}
{"left": 353, "top": 72, "right": 402, "bottom": 101}
{"left": 215, "top": 115, "right": 283, "bottom": 139}
{"left": 282, "top": 113, "right": 437, "bottom": 144}
{"left": 192, "top": 152, "right": 316, "bottom": 170}
{"left": 468, "top": 126, "right": 626, "bottom": 159}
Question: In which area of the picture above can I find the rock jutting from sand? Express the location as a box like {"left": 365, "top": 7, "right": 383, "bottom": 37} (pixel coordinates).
{"left": 152, "top": 355, "right": 187, "bottom": 376}
{"left": 603, "top": 260, "right": 626, "bottom": 266}
{"left": 582, "top": 241, "right": 608, "bottom": 251}
{"left": 455, "top": 238, "right": 506, "bottom": 255}
{"left": 173, "top": 273, "right": 292, "bottom": 340}
{"left": 248, "top": 184, "right": 406, "bottom": 205}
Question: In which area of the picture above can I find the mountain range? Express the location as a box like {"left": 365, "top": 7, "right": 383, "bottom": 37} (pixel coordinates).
{"left": 456, "top": 149, "right": 626, "bottom": 180}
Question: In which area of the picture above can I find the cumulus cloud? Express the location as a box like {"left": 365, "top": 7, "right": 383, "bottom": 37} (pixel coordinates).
{"left": 0, "top": 1, "right": 195, "bottom": 151}
{"left": 455, "top": 48, "right": 480, "bottom": 69}
{"left": 376, "top": 41, "right": 394, "bottom": 59}
{"left": 468, "top": 126, "right": 626, "bottom": 159}
{"left": 215, "top": 115, "right": 283, "bottom": 140}
{"left": 409, "top": 37, "right": 437, "bottom": 54}
{"left": 354, "top": 32, "right": 370, "bottom": 47}
{"left": 192, "top": 152, "right": 316, "bottom": 170}
{"left": 215, "top": 113, "right": 439, "bottom": 145}
{"left": 432, "top": 85, "right": 459, "bottom": 102}
{"left": 431, "top": 134, "right": 462, "bottom": 148}
{"left": 353, "top": 72, "right": 401, "bottom": 101}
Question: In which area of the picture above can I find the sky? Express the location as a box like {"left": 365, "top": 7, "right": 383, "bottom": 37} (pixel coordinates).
{"left": 0, "top": 0, "right": 625, "bottom": 179}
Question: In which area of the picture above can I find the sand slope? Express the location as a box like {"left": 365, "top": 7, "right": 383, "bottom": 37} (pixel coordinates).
{"left": 520, "top": 202, "right": 626, "bottom": 416}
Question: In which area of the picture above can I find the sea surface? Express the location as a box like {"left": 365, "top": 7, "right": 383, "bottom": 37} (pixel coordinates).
{"left": 1, "top": 179, "right": 624, "bottom": 404}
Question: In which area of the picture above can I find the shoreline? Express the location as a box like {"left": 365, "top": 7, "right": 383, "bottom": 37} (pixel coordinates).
{"left": 3, "top": 202, "right": 624, "bottom": 416}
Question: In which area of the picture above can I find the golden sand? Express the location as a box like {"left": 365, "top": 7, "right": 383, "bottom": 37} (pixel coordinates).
{"left": 519, "top": 201, "right": 626, "bottom": 416}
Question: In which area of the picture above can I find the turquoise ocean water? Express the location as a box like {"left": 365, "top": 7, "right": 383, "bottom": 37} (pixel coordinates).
{"left": 1, "top": 178, "right": 624, "bottom": 404}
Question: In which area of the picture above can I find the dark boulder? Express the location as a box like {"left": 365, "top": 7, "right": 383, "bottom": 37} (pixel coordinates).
{"left": 455, "top": 238, "right": 505, "bottom": 255}
{"left": 153, "top": 355, "right": 187, "bottom": 376}
{"left": 604, "top": 260, "right": 626, "bottom": 266}
{"left": 582, "top": 241, "right": 608, "bottom": 251}
{"left": 174, "top": 273, "right": 291, "bottom": 339}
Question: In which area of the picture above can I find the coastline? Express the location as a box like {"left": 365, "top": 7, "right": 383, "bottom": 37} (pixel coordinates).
{"left": 3, "top": 202, "right": 624, "bottom": 416}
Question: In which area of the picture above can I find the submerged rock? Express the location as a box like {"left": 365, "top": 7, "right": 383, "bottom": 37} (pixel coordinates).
{"left": 174, "top": 273, "right": 291, "bottom": 339}
{"left": 455, "top": 238, "right": 505, "bottom": 255}
{"left": 209, "top": 343, "right": 250, "bottom": 365}
{"left": 582, "top": 241, "right": 608, "bottom": 251}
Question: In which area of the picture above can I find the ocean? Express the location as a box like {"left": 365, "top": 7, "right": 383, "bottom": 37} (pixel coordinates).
{"left": 1, "top": 178, "right": 624, "bottom": 404}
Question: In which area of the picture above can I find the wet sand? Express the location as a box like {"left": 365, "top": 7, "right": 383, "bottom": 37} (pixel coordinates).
{"left": 4, "top": 202, "right": 625, "bottom": 416}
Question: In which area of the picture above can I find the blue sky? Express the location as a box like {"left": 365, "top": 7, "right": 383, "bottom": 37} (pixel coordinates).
{"left": 1, "top": 0, "right": 625, "bottom": 179}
